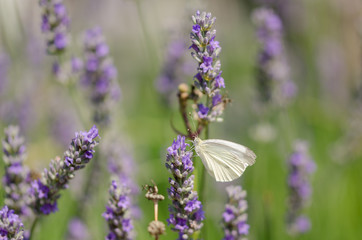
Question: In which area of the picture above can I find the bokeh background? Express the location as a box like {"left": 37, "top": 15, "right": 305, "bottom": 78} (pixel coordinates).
{"left": 0, "top": 0, "right": 362, "bottom": 239}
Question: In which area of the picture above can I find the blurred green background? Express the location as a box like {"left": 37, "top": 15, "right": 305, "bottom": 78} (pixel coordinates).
{"left": 0, "top": 0, "right": 362, "bottom": 239}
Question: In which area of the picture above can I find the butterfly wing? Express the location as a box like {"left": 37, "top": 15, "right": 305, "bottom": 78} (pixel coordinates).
{"left": 195, "top": 139, "right": 256, "bottom": 182}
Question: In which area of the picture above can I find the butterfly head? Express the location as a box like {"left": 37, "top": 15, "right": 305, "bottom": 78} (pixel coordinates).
{"left": 193, "top": 136, "right": 202, "bottom": 147}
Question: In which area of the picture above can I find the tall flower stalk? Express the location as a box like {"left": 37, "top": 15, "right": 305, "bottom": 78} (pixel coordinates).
{"left": 286, "top": 141, "right": 316, "bottom": 235}
{"left": 221, "top": 186, "right": 250, "bottom": 240}
{"left": 103, "top": 180, "right": 133, "bottom": 240}
{"left": 28, "top": 125, "right": 99, "bottom": 215}
{"left": 82, "top": 27, "right": 120, "bottom": 127}
{"left": 2, "top": 125, "right": 30, "bottom": 217}
{"left": 156, "top": 39, "right": 191, "bottom": 104}
{"left": 252, "top": 7, "right": 296, "bottom": 106}
{"left": 166, "top": 135, "right": 204, "bottom": 239}
{"left": 177, "top": 11, "right": 228, "bottom": 139}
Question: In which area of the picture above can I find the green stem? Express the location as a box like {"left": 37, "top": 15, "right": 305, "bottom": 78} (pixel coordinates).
{"left": 67, "top": 82, "right": 88, "bottom": 128}
{"left": 77, "top": 150, "right": 101, "bottom": 217}
{"left": 29, "top": 216, "right": 39, "bottom": 240}
{"left": 134, "top": 0, "right": 159, "bottom": 70}
{"left": 278, "top": 107, "right": 295, "bottom": 153}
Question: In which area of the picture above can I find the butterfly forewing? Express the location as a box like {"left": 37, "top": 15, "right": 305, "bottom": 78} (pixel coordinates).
{"left": 195, "top": 138, "right": 256, "bottom": 182}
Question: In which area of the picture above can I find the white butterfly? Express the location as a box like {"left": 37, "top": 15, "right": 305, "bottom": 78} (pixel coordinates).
{"left": 194, "top": 137, "right": 256, "bottom": 182}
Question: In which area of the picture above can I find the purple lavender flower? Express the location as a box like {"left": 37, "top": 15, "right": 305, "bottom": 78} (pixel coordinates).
{"left": 189, "top": 11, "right": 227, "bottom": 122}
{"left": 0, "top": 206, "right": 24, "bottom": 240}
{"left": 252, "top": 7, "right": 296, "bottom": 105}
{"left": 81, "top": 27, "right": 120, "bottom": 127}
{"left": 2, "top": 126, "right": 31, "bottom": 216}
{"left": 287, "top": 141, "right": 316, "bottom": 235}
{"left": 166, "top": 135, "right": 204, "bottom": 239}
{"left": 66, "top": 218, "right": 90, "bottom": 240}
{"left": 28, "top": 126, "right": 99, "bottom": 215}
{"left": 103, "top": 180, "right": 133, "bottom": 240}
{"left": 221, "top": 185, "right": 249, "bottom": 240}
{"left": 39, "top": 0, "right": 70, "bottom": 55}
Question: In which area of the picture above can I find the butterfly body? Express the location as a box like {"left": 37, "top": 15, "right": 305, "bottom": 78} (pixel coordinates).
{"left": 194, "top": 137, "right": 256, "bottom": 182}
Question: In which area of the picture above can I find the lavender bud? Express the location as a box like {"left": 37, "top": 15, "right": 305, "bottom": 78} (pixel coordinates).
{"left": 2, "top": 125, "right": 31, "bottom": 216}
{"left": 28, "top": 125, "right": 99, "bottom": 215}
{"left": 166, "top": 135, "right": 204, "bottom": 239}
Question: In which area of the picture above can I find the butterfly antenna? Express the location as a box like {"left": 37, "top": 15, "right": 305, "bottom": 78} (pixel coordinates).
{"left": 170, "top": 113, "right": 187, "bottom": 136}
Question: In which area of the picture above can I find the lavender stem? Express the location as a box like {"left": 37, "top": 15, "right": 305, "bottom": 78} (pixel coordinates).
{"left": 29, "top": 216, "right": 39, "bottom": 240}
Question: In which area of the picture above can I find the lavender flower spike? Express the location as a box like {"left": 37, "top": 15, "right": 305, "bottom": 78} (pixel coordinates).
{"left": 28, "top": 125, "right": 99, "bottom": 215}
{"left": 221, "top": 185, "right": 250, "bottom": 240}
{"left": 0, "top": 206, "right": 24, "bottom": 240}
{"left": 39, "top": 0, "right": 70, "bottom": 55}
{"left": 286, "top": 141, "right": 316, "bottom": 235}
{"left": 2, "top": 125, "right": 30, "bottom": 216}
{"left": 190, "top": 11, "right": 227, "bottom": 122}
{"left": 82, "top": 27, "right": 120, "bottom": 127}
{"left": 103, "top": 180, "right": 133, "bottom": 240}
{"left": 252, "top": 7, "right": 296, "bottom": 105}
{"left": 166, "top": 135, "right": 204, "bottom": 239}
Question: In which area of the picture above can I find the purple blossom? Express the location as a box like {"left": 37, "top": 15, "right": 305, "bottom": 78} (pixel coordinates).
{"left": 192, "top": 24, "right": 201, "bottom": 33}
{"left": 166, "top": 136, "right": 204, "bottom": 239}
{"left": 103, "top": 180, "right": 133, "bottom": 240}
{"left": 39, "top": 0, "right": 70, "bottom": 54}
{"left": 222, "top": 185, "right": 249, "bottom": 240}
{"left": 82, "top": 27, "right": 120, "bottom": 127}
{"left": 212, "top": 93, "right": 222, "bottom": 106}
{"left": 287, "top": 141, "right": 316, "bottom": 235}
{"left": 28, "top": 126, "right": 99, "bottom": 215}
{"left": 0, "top": 206, "right": 24, "bottom": 240}
{"left": 2, "top": 125, "right": 31, "bottom": 216}
{"left": 199, "top": 56, "right": 213, "bottom": 73}
{"left": 197, "top": 104, "right": 209, "bottom": 119}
